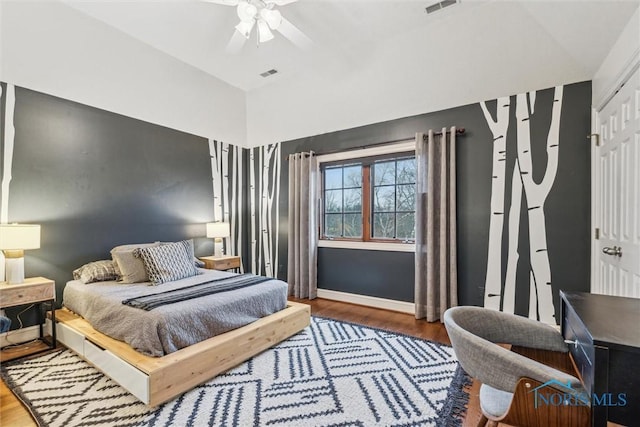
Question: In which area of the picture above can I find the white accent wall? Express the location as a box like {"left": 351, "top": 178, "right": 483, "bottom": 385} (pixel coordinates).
{"left": 0, "top": 1, "right": 247, "bottom": 147}
{"left": 245, "top": 2, "right": 596, "bottom": 148}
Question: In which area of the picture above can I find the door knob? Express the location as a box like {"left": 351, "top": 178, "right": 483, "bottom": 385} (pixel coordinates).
{"left": 602, "top": 246, "right": 623, "bottom": 257}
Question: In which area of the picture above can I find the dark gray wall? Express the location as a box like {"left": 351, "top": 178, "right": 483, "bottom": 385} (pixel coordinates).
{"left": 0, "top": 80, "right": 591, "bottom": 328}
{"left": 1, "top": 85, "right": 216, "bottom": 326}
{"left": 278, "top": 81, "right": 592, "bottom": 317}
{"left": 277, "top": 100, "right": 495, "bottom": 305}
{"left": 318, "top": 249, "right": 415, "bottom": 302}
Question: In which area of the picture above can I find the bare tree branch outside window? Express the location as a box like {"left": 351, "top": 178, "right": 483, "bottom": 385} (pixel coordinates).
{"left": 321, "top": 154, "right": 416, "bottom": 242}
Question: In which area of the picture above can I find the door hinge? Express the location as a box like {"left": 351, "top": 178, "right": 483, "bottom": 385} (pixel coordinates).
{"left": 595, "top": 228, "right": 600, "bottom": 240}
{"left": 588, "top": 133, "right": 600, "bottom": 146}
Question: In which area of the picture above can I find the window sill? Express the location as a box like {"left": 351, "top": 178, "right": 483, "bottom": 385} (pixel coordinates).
{"left": 318, "top": 240, "right": 415, "bottom": 252}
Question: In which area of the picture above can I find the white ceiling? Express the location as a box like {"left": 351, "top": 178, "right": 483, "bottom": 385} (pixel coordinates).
{"left": 64, "top": 0, "right": 639, "bottom": 94}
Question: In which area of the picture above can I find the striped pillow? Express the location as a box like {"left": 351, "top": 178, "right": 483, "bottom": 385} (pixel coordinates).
{"left": 134, "top": 240, "right": 200, "bottom": 285}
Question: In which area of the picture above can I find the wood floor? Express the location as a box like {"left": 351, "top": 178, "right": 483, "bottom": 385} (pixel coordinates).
{"left": 0, "top": 298, "right": 482, "bottom": 427}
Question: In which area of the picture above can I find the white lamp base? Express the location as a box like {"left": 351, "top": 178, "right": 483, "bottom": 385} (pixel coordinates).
{"left": 214, "top": 238, "right": 224, "bottom": 258}
{"left": 5, "top": 256, "right": 25, "bottom": 285}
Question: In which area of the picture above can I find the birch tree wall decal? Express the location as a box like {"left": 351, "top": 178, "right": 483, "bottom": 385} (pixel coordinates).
{"left": 230, "top": 145, "right": 244, "bottom": 273}
{"left": 0, "top": 84, "right": 16, "bottom": 281}
{"left": 481, "top": 86, "right": 564, "bottom": 324}
{"left": 503, "top": 161, "right": 523, "bottom": 315}
{"left": 209, "top": 139, "right": 244, "bottom": 269}
{"left": 209, "top": 139, "right": 223, "bottom": 222}
{"left": 222, "top": 142, "right": 230, "bottom": 226}
{"left": 249, "top": 148, "right": 257, "bottom": 274}
{"left": 249, "top": 143, "right": 281, "bottom": 277}
{"left": 480, "top": 96, "right": 510, "bottom": 311}
{"left": 516, "top": 86, "right": 563, "bottom": 324}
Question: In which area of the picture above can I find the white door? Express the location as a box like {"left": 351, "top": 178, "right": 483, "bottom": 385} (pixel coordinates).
{"left": 592, "top": 66, "right": 640, "bottom": 298}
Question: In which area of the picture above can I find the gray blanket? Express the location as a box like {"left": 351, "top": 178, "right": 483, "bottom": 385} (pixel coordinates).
{"left": 122, "top": 274, "right": 271, "bottom": 310}
{"left": 63, "top": 269, "right": 287, "bottom": 357}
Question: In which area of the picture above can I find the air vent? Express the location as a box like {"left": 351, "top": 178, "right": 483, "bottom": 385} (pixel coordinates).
{"left": 426, "top": 0, "right": 458, "bottom": 14}
{"left": 260, "top": 69, "right": 278, "bottom": 78}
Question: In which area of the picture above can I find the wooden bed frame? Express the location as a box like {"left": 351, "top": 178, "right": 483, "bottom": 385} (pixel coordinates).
{"left": 54, "top": 302, "right": 310, "bottom": 406}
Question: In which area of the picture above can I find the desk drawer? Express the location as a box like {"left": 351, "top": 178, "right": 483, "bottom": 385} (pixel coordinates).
{"left": 563, "top": 305, "right": 595, "bottom": 394}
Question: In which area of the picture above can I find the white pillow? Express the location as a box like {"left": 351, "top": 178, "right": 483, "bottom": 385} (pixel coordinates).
{"left": 111, "top": 242, "right": 160, "bottom": 283}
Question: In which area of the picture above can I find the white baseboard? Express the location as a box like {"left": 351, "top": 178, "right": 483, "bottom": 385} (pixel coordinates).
{"left": 316, "top": 289, "right": 415, "bottom": 314}
{"left": 0, "top": 320, "right": 52, "bottom": 348}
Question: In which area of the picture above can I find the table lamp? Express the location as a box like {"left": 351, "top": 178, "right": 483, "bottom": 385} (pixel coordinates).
{"left": 206, "top": 222, "right": 230, "bottom": 257}
{"left": 0, "top": 223, "right": 41, "bottom": 284}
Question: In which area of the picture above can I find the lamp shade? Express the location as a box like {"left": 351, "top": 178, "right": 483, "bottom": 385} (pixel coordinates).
{"left": 237, "top": 2, "right": 257, "bottom": 22}
{"left": 257, "top": 20, "right": 274, "bottom": 43}
{"left": 235, "top": 19, "right": 255, "bottom": 38}
{"left": 260, "top": 8, "right": 282, "bottom": 30}
{"left": 0, "top": 224, "right": 41, "bottom": 250}
{"left": 206, "top": 222, "right": 230, "bottom": 239}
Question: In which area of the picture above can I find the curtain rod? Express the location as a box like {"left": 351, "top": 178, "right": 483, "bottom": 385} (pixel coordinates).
{"left": 288, "top": 127, "right": 465, "bottom": 159}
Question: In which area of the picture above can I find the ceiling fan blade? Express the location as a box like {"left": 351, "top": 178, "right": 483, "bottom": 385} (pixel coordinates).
{"left": 264, "top": 0, "right": 298, "bottom": 6}
{"left": 202, "top": 0, "right": 240, "bottom": 6}
{"left": 276, "top": 16, "right": 312, "bottom": 50}
{"left": 226, "top": 29, "right": 247, "bottom": 54}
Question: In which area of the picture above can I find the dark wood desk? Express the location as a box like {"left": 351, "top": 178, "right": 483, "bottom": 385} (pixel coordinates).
{"left": 560, "top": 291, "right": 640, "bottom": 426}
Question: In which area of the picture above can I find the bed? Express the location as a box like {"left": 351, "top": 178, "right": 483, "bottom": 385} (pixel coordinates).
{"left": 55, "top": 268, "right": 310, "bottom": 406}
{"left": 63, "top": 269, "right": 289, "bottom": 357}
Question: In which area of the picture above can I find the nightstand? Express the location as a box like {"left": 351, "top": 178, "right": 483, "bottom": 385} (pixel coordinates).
{"left": 0, "top": 277, "right": 57, "bottom": 358}
{"left": 199, "top": 255, "right": 241, "bottom": 271}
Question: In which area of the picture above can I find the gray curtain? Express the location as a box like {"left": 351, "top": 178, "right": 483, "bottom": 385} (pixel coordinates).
{"left": 415, "top": 128, "right": 458, "bottom": 322}
{"left": 287, "top": 152, "right": 318, "bottom": 299}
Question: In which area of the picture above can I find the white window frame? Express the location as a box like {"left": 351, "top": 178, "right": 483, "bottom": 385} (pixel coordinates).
{"left": 316, "top": 139, "right": 416, "bottom": 253}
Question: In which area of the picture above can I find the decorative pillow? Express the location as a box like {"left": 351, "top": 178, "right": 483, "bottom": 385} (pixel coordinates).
{"left": 111, "top": 242, "right": 160, "bottom": 283}
{"left": 134, "top": 240, "right": 200, "bottom": 285}
{"left": 157, "top": 240, "right": 205, "bottom": 268}
{"left": 73, "top": 260, "right": 119, "bottom": 284}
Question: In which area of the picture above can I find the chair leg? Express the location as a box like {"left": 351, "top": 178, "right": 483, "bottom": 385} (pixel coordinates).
{"left": 476, "top": 414, "right": 488, "bottom": 427}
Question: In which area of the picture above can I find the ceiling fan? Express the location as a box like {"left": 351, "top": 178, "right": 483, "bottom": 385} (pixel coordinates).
{"left": 205, "top": 0, "right": 312, "bottom": 53}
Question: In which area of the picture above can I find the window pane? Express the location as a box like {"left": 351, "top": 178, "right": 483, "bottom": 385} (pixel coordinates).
{"left": 397, "top": 213, "right": 415, "bottom": 240}
{"left": 343, "top": 188, "right": 362, "bottom": 212}
{"left": 324, "top": 214, "right": 342, "bottom": 237}
{"left": 343, "top": 213, "right": 362, "bottom": 238}
{"left": 324, "top": 189, "right": 342, "bottom": 213}
{"left": 325, "top": 167, "right": 342, "bottom": 189}
{"left": 343, "top": 165, "right": 362, "bottom": 187}
{"left": 397, "top": 158, "right": 416, "bottom": 184}
{"left": 396, "top": 184, "right": 415, "bottom": 211}
{"left": 373, "top": 213, "right": 395, "bottom": 238}
{"left": 374, "top": 186, "right": 395, "bottom": 212}
{"left": 373, "top": 161, "right": 395, "bottom": 185}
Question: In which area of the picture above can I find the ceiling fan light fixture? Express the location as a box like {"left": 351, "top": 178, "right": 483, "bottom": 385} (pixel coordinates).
{"left": 235, "top": 19, "right": 255, "bottom": 38}
{"left": 260, "top": 8, "right": 282, "bottom": 30}
{"left": 237, "top": 2, "right": 258, "bottom": 21}
{"left": 257, "top": 20, "right": 274, "bottom": 42}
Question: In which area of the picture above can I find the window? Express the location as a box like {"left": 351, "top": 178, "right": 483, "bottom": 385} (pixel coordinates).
{"left": 321, "top": 153, "right": 416, "bottom": 243}
{"left": 323, "top": 163, "right": 363, "bottom": 238}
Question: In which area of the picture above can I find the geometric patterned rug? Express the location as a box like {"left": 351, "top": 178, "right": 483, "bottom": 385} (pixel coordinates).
{"left": 1, "top": 317, "right": 470, "bottom": 427}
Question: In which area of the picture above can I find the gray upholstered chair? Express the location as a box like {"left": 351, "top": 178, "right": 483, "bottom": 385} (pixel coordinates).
{"left": 444, "top": 306, "right": 590, "bottom": 427}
